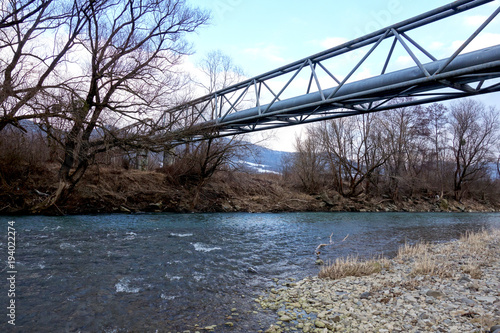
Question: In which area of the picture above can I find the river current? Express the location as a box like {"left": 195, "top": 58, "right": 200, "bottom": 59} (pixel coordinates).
{"left": 2, "top": 212, "right": 499, "bottom": 332}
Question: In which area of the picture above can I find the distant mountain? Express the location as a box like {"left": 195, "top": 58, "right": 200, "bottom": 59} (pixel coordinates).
{"left": 237, "top": 143, "right": 295, "bottom": 174}
{"left": 9, "top": 120, "right": 294, "bottom": 174}
{"left": 5, "top": 119, "right": 44, "bottom": 134}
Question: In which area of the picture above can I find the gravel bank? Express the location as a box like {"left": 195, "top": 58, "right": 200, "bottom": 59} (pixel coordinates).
{"left": 256, "top": 229, "right": 500, "bottom": 333}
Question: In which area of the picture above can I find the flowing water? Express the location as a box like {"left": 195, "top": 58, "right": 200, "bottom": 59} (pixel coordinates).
{"left": 2, "top": 212, "right": 499, "bottom": 332}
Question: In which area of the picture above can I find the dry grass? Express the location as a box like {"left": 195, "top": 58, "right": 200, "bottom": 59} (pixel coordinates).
{"left": 400, "top": 229, "right": 500, "bottom": 278}
{"left": 318, "top": 255, "right": 390, "bottom": 280}
{"left": 470, "top": 313, "right": 498, "bottom": 331}
{"left": 455, "top": 229, "right": 500, "bottom": 279}
{"left": 318, "top": 229, "right": 499, "bottom": 283}
{"left": 397, "top": 241, "right": 430, "bottom": 259}
{"left": 410, "top": 252, "right": 453, "bottom": 278}
{"left": 461, "top": 262, "right": 483, "bottom": 279}
{"left": 459, "top": 228, "right": 498, "bottom": 254}
{"left": 395, "top": 240, "right": 453, "bottom": 277}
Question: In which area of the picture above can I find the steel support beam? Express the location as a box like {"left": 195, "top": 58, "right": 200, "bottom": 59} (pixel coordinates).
{"left": 161, "top": 0, "right": 500, "bottom": 144}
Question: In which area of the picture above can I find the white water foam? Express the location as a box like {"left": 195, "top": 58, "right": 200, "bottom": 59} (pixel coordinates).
{"left": 59, "top": 243, "right": 75, "bottom": 250}
{"left": 115, "top": 278, "right": 141, "bottom": 293}
{"left": 160, "top": 294, "right": 177, "bottom": 300}
{"left": 193, "top": 272, "right": 205, "bottom": 282}
{"left": 192, "top": 243, "right": 222, "bottom": 252}
{"left": 124, "top": 232, "right": 137, "bottom": 240}
{"left": 170, "top": 233, "right": 193, "bottom": 237}
{"left": 164, "top": 273, "right": 182, "bottom": 281}
{"left": 59, "top": 243, "right": 82, "bottom": 253}
{"left": 104, "top": 329, "right": 118, "bottom": 333}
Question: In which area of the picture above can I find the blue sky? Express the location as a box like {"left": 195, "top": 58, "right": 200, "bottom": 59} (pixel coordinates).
{"left": 185, "top": 0, "right": 500, "bottom": 151}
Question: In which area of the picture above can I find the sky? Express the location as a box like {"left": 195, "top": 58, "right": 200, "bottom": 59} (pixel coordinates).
{"left": 184, "top": 0, "right": 500, "bottom": 151}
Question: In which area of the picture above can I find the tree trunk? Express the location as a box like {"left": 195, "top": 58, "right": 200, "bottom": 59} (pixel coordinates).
{"left": 31, "top": 179, "right": 72, "bottom": 213}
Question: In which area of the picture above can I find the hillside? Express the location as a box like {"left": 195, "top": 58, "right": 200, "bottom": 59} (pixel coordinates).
{"left": 238, "top": 144, "right": 294, "bottom": 174}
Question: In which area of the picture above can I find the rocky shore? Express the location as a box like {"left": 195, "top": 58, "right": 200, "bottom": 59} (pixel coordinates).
{"left": 256, "top": 229, "right": 500, "bottom": 333}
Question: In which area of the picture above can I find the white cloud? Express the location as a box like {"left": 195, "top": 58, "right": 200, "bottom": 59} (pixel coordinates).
{"left": 487, "top": 0, "right": 500, "bottom": 7}
{"left": 429, "top": 41, "right": 444, "bottom": 51}
{"left": 352, "top": 67, "right": 373, "bottom": 82}
{"left": 451, "top": 32, "right": 500, "bottom": 53}
{"left": 396, "top": 55, "right": 414, "bottom": 67}
{"left": 242, "top": 44, "right": 286, "bottom": 64}
{"left": 464, "top": 15, "right": 489, "bottom": 27}
{"left": 320, "top": 37, "right": 349, "bottom": 49}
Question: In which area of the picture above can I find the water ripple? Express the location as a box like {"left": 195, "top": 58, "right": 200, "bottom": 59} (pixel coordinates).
{"left": 3, "top": 212, "right": 498, "bottom": 332}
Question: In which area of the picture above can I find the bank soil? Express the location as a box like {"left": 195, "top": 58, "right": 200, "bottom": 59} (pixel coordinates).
{"left": 1, "top": 166, "right": 498, "bottom": 215}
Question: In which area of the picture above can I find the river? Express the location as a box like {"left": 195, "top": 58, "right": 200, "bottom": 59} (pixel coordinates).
{"left": 2, "top": 212, "right": 499, "bottom": 332}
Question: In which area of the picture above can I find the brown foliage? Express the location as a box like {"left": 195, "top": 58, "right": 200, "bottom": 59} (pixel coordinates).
{"left": 319, "top": 255, "right": 390, "bottom": 280}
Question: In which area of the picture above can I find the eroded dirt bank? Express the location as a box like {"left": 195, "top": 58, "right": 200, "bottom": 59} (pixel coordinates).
{"left": 1, "top": 166, "right": 498, "bottom": 215}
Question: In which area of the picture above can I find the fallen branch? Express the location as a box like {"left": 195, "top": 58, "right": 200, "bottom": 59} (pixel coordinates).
{"left": 315, "top": 233, "right": 349, "bottom": 256}
{"left": 34, "top": 189, "right": 49, "bottom": 197}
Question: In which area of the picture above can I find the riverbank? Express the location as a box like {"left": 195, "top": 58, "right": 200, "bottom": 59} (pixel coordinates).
{"left": 256, "top": 229, "right": 500, "bottom": 333}
{"left": 1, "top": 166, "right": 499, "bottom": 215}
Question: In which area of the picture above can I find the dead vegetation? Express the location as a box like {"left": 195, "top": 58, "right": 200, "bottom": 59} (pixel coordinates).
{"left": 318, "top": 255, "right": 391, "bottom": 280}
{"left": 318, "top": 229, "right": 499, "bottom": 281}
{"left": 0, "top": 162, "right": 328, "bottom": 214}
{"left": 0, "top": 128, "right": 499, "bottom": 216}
{"left": 410, "top": 252, "right": 454, "bottom": 278}
{"left": 2, "top": 162, "right": 500, "bottom": 215}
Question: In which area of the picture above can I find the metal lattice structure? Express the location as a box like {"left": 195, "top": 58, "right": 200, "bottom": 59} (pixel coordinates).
{"left": 165, "top": 0, "right": 500, "bottom": 143}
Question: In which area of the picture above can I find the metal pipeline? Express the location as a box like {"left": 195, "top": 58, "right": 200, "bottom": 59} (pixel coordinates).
{"left": 212, "top": 44, "right": 500, "bottom": 126}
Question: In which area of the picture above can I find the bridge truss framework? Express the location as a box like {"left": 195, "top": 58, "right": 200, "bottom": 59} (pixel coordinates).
{"left": 164, "top": 0, "right": 500, "bottom": 143}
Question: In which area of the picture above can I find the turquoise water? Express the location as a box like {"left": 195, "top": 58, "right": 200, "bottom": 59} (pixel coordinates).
{"left": 1, "top": 212, "right": 499, "bottom": 332}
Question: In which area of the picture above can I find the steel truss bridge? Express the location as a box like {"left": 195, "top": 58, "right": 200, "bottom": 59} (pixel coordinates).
{"left": 166, "top": 0, "right": 500, "bottom": 143}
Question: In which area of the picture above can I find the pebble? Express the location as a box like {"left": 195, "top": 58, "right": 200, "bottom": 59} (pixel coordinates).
{"left": 462, "top": 297, "right": 476, "bottom": 306}
{"left": 204, "top": 325, "right": 217, "bottom": 331}
{"left": 476, "top": 296, "right": 496, "bottom": 303}
{"left": 426, "top": 290, "right": 444, "bottom": 298}
{"left": 360, "top": 291, "right": 372, "bottom": 299}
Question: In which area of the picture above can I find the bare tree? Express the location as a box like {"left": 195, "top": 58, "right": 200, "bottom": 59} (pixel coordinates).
{"left": 285, "top": 98, "right": 499, "bottom": 204}
{"left": 425, "top": 103, "right": 449, "bottom": 197}
{"left": 319, "top": 113, "right": 387, "bottom": 197}
{"left": 497, "top": 154, "right": 500, "bottom": 179}
{"left": 172, "top": 50, "right": 250, "bottom": 209}
{"left": 449, "top": 99, "right": 499, "bottom": 201}
{"left": 197, "top": 50, "right": 244, "bottom": 117}
{"left": 0, "top": 0, "right": 89, "bottom": 131}
{"left": 168, "top": 136, "right": 248, "bottom": 210}
{"left": 0, "top": 0, "right": 46, "bottom": 29}
{"left": 32, "top": 0, "right": 209, "bottom": 211}
{"left": 497, "top": 145, "right": 500, "bottom": 179}
{"left": 378, "top": 101, "right": 428, "bottom": 199}
{"left": 293, "top": 127, "right": 326, "bottom": 193}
